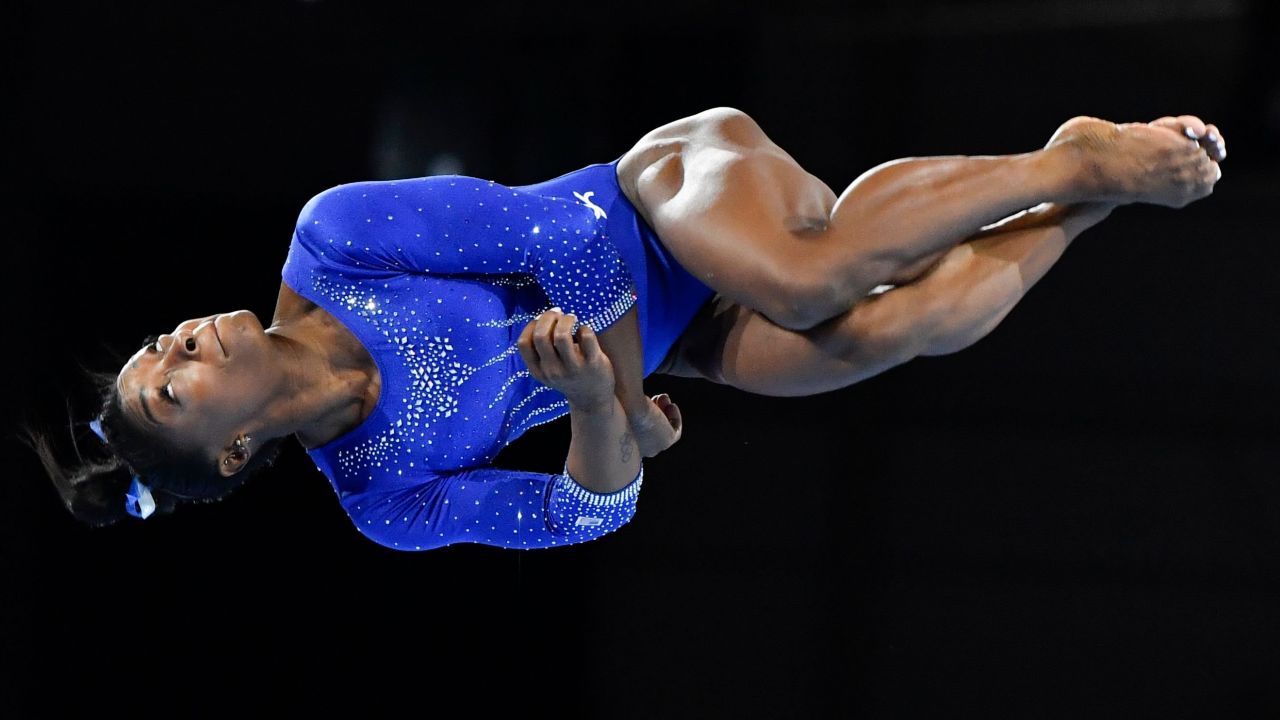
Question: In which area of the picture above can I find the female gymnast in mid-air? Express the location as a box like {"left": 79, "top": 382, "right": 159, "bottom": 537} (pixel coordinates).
{"left": 28, "top": 109, "right": 1225, "bottom": 551}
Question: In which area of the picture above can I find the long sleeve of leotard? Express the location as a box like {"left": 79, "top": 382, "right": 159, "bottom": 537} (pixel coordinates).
{"left": 294, "top": 174, "right": 638, "bottom": 332}
{"left": 344, "top": 460, "right": 644, "bottom": 552}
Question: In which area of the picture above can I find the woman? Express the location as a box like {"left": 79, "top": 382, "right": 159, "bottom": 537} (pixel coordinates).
{"left": 27, "top": 108, "right": 1225, "bottom": 551}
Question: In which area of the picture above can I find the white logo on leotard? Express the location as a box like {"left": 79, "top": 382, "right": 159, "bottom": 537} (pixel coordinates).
{"left": 573, "top": 190, "right": 607, "bottom": 220}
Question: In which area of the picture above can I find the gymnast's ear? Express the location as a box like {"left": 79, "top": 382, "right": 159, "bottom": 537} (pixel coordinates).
{"left": 218, "top": 434, "right": 252, "bottom": 478}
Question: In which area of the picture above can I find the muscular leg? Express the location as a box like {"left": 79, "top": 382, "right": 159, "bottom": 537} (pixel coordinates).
{"left": 642, "top": 109, "right": 1219, "bottom": 334}
{"left": 659, "top": 200, "right": 1117, "bottom": 397}
{"left": 817, "top": 152, "right": 1081, "bottom": 294}
{"left": 646, "top": 125, "right": 1088, "bottom": 333}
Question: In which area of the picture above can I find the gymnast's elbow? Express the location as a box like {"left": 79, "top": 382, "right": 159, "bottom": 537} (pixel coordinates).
{"left": 295, "top": 185, "right": 341, "bottom": 229}
{"left": 354, "top": 522, "right": 451, "bottom": 552}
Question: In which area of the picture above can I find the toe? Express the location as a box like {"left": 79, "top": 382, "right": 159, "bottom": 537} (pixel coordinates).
{"left": 1176, "top": 115, "right": 1208, "bottom": 138}
{"left": 1206, "top": 123, "right": 1226, "bottom": 159}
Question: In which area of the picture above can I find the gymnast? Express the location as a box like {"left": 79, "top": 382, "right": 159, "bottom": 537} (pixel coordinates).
{"left": 26, "top": 109, "right": 1225, "bottom": 551}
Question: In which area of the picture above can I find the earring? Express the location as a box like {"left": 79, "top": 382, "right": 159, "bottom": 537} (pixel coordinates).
{"left": 227, "top": 435, "right": 250, "bottom": 465}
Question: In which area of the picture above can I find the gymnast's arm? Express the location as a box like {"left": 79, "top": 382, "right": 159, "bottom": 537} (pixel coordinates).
{"left": 591, "top": 308, "right": 650, "bottom": 416}
{"left": 343, "top": 458, "right": 644, "bottom": 552}
{"left": 342, "top": 307, "right": 647, "bottom": 552}
{"left": 293, "top": 174, "right": 659, "bottom": 442}
{"left": 293, "top": 174, "right": 639, "bottom": 335}
{"left": 344, "top": 334, "right": 645, "bottom": 552}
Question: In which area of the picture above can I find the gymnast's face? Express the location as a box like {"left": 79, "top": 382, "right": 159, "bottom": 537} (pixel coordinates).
{"left": 116, "top": 310, "right": 274, "bottom": 466}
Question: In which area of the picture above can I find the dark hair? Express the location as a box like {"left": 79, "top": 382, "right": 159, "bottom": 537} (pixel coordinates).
{"left": 21, "top": 363, "right": 286, "bottom": 528}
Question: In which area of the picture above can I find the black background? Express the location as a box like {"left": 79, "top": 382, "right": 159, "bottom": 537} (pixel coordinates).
{"left": 6, "top": 1, "right": 1279, "bottom": 716}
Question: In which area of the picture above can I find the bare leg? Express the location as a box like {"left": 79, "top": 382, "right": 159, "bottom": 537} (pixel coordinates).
{"left": 807, "top": 114, "right": 1226, "bottom": 326}
{"left": 662, "top": 200, "right": 1117, "bottom": 397}
{"left": 598, "top": 151, "right": 1081, "bottom": 446}
{"left": 918, "top": 200, "right": 1117, "bottom": 356}
{"left": 823, "top": 151, "right": 1079, "bottom": 282}
{"left": 763, "top": 146, "right": 1090, "bottom": 331}
{"left": 638, "top": 109, "right": 1221, "bottom": 339}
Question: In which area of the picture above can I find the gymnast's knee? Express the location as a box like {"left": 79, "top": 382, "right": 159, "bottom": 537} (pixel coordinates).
{"left": 761, "top": 272, "right": 849, "bottom": 332}
{"left": 664, "top": 296, "right": 733, "bottom": 383}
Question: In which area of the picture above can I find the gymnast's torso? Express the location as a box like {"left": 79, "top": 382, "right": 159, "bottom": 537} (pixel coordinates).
{"left": 276, "top": 154, "right": 714, "bottom": 551}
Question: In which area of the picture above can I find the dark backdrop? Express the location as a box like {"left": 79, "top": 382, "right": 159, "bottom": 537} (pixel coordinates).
{"left": 6, "top": 1, "right": 1278, "bottom": 716}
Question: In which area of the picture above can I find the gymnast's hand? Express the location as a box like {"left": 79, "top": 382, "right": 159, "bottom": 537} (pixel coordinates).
{"left": 1045, "top": 114, "right": 1223, "bottom": 208}
{"left": 628, "top": 392, "right": 683, "bottom": 460}
{"left": 517, "top": 308, "right": 616, "bottom": 410}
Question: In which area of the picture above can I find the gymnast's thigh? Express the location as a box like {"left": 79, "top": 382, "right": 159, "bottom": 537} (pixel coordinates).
{"left": 658, "top": 293, "right": 826, "bottom": 393}
{"left": 625, "top": 108, "right": 841, "bottom": 322}
{"left": 658, "top": 290, "right": 910, "bottom": 398}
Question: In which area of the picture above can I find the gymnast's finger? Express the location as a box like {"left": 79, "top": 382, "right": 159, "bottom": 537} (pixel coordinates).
{"left": 553, "top": 313, "right": 583, "bottom": 369}
{"left": 577, "top": 322, "right": 602, "bottom": 363}
{"left": 664, "top": 398, "right": 683, "bottom": 435}
{"left": 532, "top": 308, "right": 560, "bottom": 364}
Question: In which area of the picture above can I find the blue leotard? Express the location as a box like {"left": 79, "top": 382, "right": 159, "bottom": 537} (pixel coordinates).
{"left": 281, "top": 155, "right": 715, "bottom": 551}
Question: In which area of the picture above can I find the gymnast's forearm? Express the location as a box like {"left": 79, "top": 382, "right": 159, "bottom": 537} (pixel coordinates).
{"left": 918, "top": 200, "right": 1117, "bottom": 356}
{"left": 593, "top": 305, "right": 650, "bottom": 416}
{"left": 565, "top": 394, "right": 642, "bottom": 494}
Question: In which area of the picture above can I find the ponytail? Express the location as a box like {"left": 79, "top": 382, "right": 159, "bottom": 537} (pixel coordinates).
{"left": 20, "top": 423, "right": 178, "bottom": 527}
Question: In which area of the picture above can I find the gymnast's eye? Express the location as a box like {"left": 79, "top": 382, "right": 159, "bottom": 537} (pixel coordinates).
{"left": 162, "top": 381, "right": 178, "bottom": 405}
{"left": 141, "top": 334, "right": 162, "bottom": 353}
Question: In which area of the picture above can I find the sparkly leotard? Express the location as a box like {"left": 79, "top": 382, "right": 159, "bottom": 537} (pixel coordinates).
{"left": 281, "top": 155, "right": 715, "bottom": 551}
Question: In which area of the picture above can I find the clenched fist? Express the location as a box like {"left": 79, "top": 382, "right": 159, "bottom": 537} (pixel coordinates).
{"left": 516, "top": 307, "right": 616, "bottom": 410}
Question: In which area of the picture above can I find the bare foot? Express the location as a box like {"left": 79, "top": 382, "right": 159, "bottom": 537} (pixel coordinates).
{"left": 1147, "top": 114, "right": 1227, "bottom": 163}
{"left": 1045, "top": 115, "right": 1222, "bottom": 208}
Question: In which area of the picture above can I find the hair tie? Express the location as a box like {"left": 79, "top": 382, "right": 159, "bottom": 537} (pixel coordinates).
{"left": 88, "top": 417, "right": 108, "bottom": 444}
{"left": 89, "top": 417, "right": 156, "bottom": 519}
{"left": 125, "top": 476, "right": 156, "bottom": 520}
